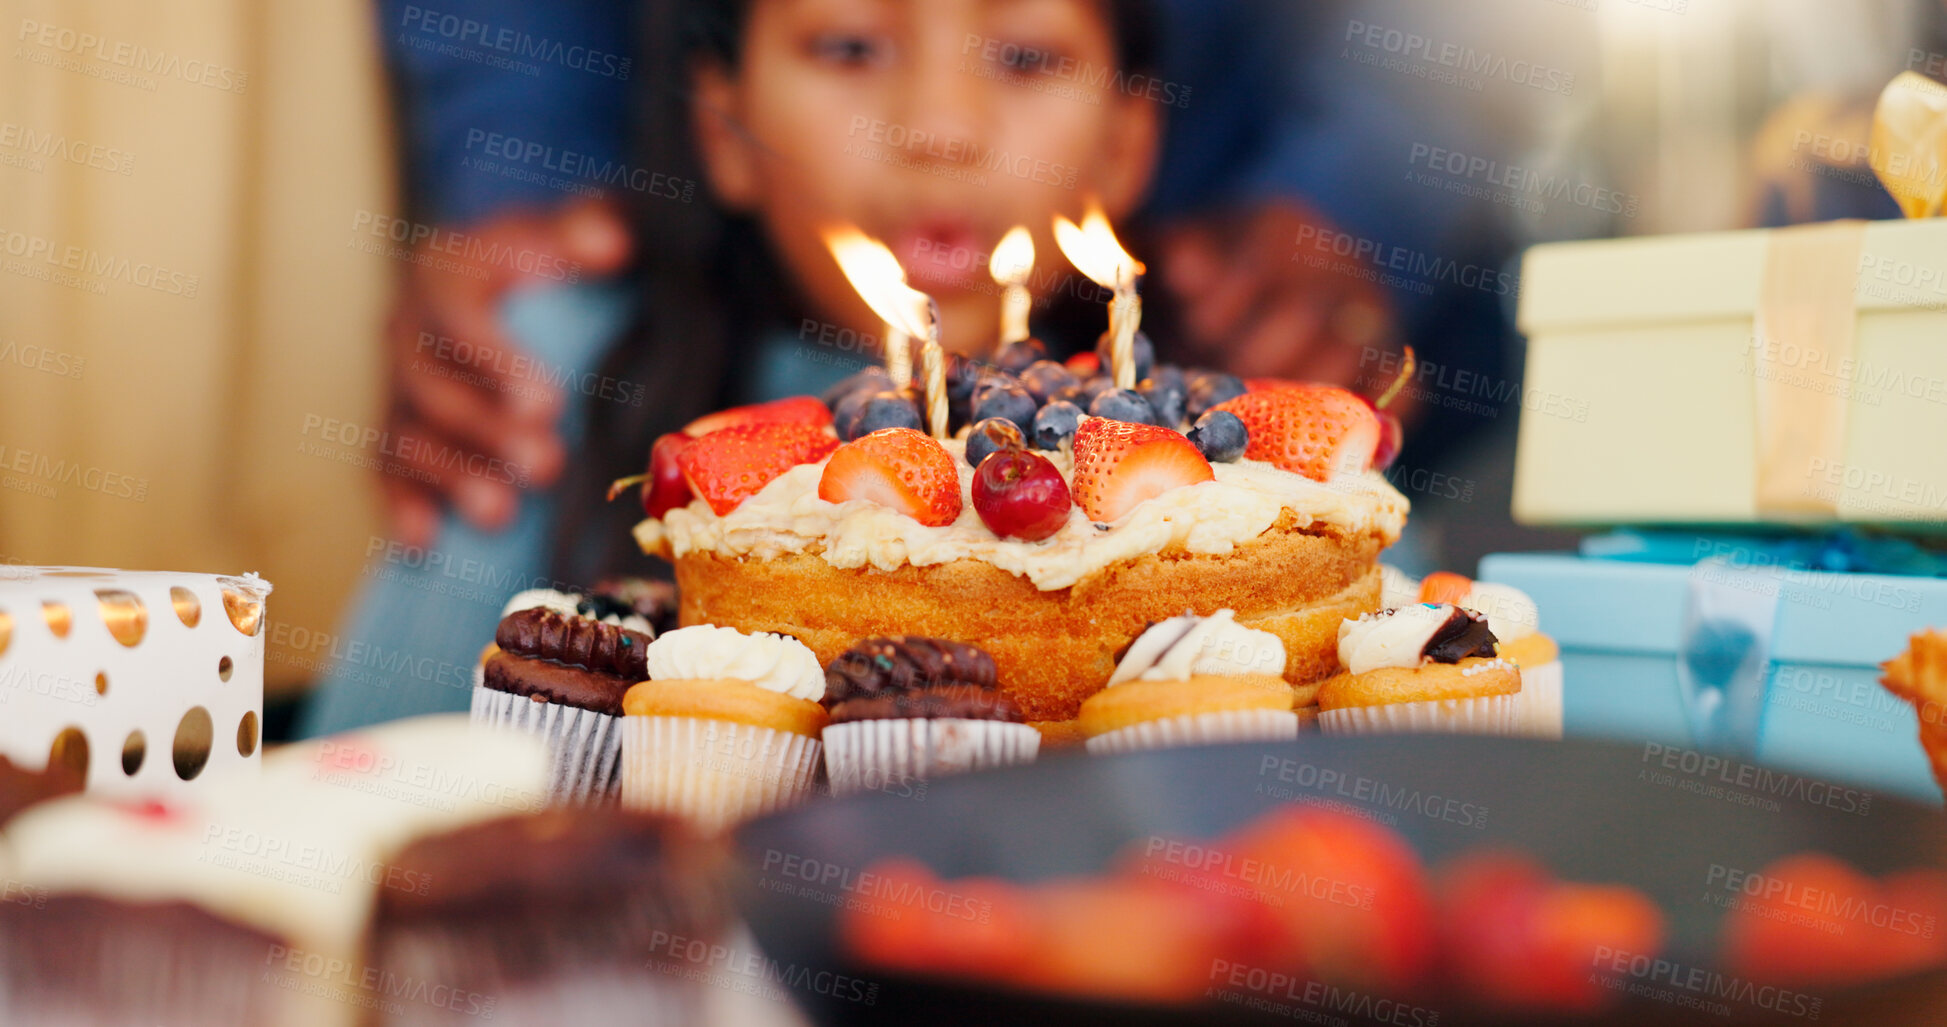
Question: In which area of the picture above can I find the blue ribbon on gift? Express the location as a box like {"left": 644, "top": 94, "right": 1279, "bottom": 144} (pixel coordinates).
{"left": 1582, "top": 528, "right": 1947, "bottom": 578}
{"left": 1674, "top": 559, "right": 1777, "bottom": 756}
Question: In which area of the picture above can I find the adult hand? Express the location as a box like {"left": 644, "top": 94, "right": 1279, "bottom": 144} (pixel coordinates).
{"left": 382, "top": 197, "right": 631, "bottom": 548}
{"left": 1156, "top": 200, "right": 1399, "bottom": 390}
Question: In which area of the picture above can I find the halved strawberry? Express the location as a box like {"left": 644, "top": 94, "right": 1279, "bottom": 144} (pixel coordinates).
{"left": 1438, "top": 851, "right": 1665, "bottom": 1012}
{"left": 818, "top": 427, "right": 963, "bottom": 526}
{"left": 1070, "top": 418, "right": 1213, "bottom": 523}
{"left": 1065, "top": 351, "right": 1102, "bottom": 377}
{"left": 682, "top": 395, "right": 832, "bottom": 437}
{"left": 677, "top": 422, "right": 838, "bottom": 515}
{"left": 1723, "top": 854, "right": 1947, "bottom": 986}
{"left": 1212, "top": 386, "right": 1380, "bottom": 481}
{"left": 1221, "top": 806, "right": 1437, "bottom": 991}
{"left": 1419, "top": 571, "right": 1473, "bottom": 605}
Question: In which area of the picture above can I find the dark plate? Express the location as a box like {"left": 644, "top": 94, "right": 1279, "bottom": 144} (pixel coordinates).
{"left": 734, "top": 736, "right": 1947, "bottom": 1025}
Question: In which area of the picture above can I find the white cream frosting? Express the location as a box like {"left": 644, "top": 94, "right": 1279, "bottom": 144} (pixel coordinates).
{"left": 1377, "top": 574, "right": 1540, "bottom": 643}
{"left": 501, "top": 588, "right": 653, "bottom": 634}
{"left": 639, "top": 435, "right": 1408, "bottom": 593}
{"left": 645, "top": 625, "right": 825, "bottom": 702}
{"left": 1337, "top": 603, "right": 1457, "bottom": 675}
{"left": 1108, "top": 609, "right": 1287, "bottom": 685}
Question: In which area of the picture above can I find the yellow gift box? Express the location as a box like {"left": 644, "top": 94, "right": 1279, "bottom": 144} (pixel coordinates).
{"left": 1512, "top": 74, "right": 1947, "bottom": 528}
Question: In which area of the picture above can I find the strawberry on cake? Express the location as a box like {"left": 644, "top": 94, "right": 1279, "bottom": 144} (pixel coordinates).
{"left": 628, "top": 347, "right": 1410, "bottom": 727}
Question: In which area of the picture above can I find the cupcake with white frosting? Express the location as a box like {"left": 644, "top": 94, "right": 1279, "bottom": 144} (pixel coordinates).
{"left": 1078, "top": 610, "right": 1298, "bottom": 755}
{"left": 1317, "top": 604, "right": 1521, "bottom": 736}
{"left": 618, "top": 626, "right": 829, "bottom": 830}
{"left": 1416, "top": 573, "right": 1561, "bottom": 738}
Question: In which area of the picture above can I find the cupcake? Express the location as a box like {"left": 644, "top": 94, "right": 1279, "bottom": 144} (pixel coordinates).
{"left": 1318, "top": 603, "right": 1522, "bottom": 736}
{"left": 820, "top": 636, "right": 1040, "bottom": 796}
{"left": 1882, "top": 629, "right": 1947, "bottom": 799}
{"left": 475, "top": 585, "right": 661, "bottom": 685}
{"left": 620, "top": 626, "right": 829, "bottom": 830}
{"left": 1419, "top": 573, "right": 1562, "bottom": 738}
{"left": 1078, "top": 610, "right": 1298, "bottom": 755}
{"left": 366, "top": 807, "right": 732, "bottom": 1026}
{"left": 471, "top": 597, "right": 651, "bottom": 804}
{"left": 0, "top": 717, "right": 551, "bottom": 1027}
{"left": 499, "top": 585, "right": 660, "bottom": 634}
{"left": 0, "top": 793, "right": 356, "bottom": 1026}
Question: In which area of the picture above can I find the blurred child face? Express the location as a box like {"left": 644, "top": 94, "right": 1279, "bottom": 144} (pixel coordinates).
{"left": 694, "top": 0, "right": 1159, "bottom": 355}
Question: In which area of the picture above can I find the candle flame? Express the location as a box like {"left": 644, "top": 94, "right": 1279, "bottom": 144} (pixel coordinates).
{"left": 1052, "top": 202, "right": 1143, "bottom": 290}
{"left": 824, "top": 226, "right": 932, "bottom": 339}
{"left": 988, "top": 225, "right": 1035, "bottom": 286}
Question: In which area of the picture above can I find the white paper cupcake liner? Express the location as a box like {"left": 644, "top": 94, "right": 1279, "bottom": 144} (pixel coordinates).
{"left": 1085, "top": 709, "right": 1300, "bottom": 756}
{"left": 0, "top": 898, "right": 303, "bottom": 1025}
{"left": 1317, "top": 693, "right": 1519, "bottom": 737}
{"left": 619, "top": 716, "right": 821, "bottom": 831}
{"left": 1516, "top": 661, "right": 1564, "bottom": 739}
{"left": 470, "top": 687, "right": 622, "bottom": 805}
{"left": 821, "top": 718, "right": 1040, "bottom": 796}
{"left": 452, "top": 972, "right": 696, "bottom": 1027}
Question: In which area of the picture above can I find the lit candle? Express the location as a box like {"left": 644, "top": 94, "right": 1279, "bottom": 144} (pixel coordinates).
{"left": 882, "top": 325, "right": 911, "bottom": 389}
{"left": 1110, "top": 262, "right": 1141, "bottom": 390}
{"left": 918, "top": 300, "right": 947, "bottom": 440}
{"left": 825, "top": 227, "right": 948, "bottom": 437}
{"left": 988, "top": 226, "right": 1035, "bottom": 345}
{"left": 1053, "top": 203, "right": 1145, "bottom": 389}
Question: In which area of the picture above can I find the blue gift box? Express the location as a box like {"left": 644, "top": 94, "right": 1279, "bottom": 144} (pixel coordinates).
{"left": 1480, "top": 537, "right": 1947, "bottom": 803}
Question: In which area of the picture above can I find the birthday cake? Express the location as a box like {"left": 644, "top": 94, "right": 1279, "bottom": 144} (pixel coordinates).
{"left": 630, "top": 338, "right": 1409, "bottom": 725}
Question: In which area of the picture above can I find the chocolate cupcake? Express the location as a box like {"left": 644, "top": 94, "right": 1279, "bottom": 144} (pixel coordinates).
{"left": 472, "top": 584, "right": 660, "bottom": 690}
{"left": 820, "top": 636, "right": 1040, "bottom": 796}
{"left": 498, "top": 584, "right": 660, "bottom": 636}
{"left": 0, "top": 715, "right": 552, "bottom": 1027}
{"left": 366, "top": 806, "right": 732, "bottom": 1026}
{"left": 0, "top": 890, "right": 290, "bottom": 1024}
{"left": 471, "top": 602, "right": 652, "bottom": 805}
{"left": 0, "top": 795, "right": 329, "bottom": 1026}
